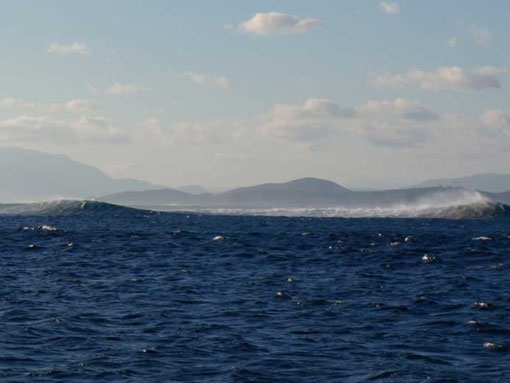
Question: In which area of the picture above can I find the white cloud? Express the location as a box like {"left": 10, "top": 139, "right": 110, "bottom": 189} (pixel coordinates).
{"left": 448, "top": 36, "right": 457, "bottom": 46}
{"left": 272, "top": 98, "right": 356, "bottom": 120}
{"left": 359, "top": 98, "right": 438, "bottom": 121}
{"left": 375, "top": 66, "right": 506, "bottom": 90}
{"left": 64, "top": 99, "right": 93, "bottom": 111}
{"left": 378, "top": 2, "right": 400, "bottom": 15}
{"left": 47, "top": 42, "right": 88, "bottom": 55}
{"left": 185, "top": 72, "right": 230, "bottom": 88}
{"left": 0, "top": 98, "right": 93, "bottom": 112}
{"left": 259, "top": 98, "right": 354, "bottom": 146}
{"left": 0, "top": 115, "right": 128, "bottom": 144}
{"left": 105, "top": 83, "right": 149, "bottom": 95}
{"left": 358, "top": 99, "right": 437, "bottom": 148}
{"left": 481, "top": 109, "right": 510, "bottom": 127}
{"left": 259, "top": 97, "right": 435, "bottom": 148}
{"left": 185, "top": 71, "right": 207, "bottom": 84}
{"left": 469, "top": 25, "right": 491, "bottom": 44}
{"left": 241, "top": 12, "right": 319, "bottom": 35}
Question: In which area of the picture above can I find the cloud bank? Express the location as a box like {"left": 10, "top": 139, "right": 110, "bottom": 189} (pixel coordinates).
{"left": 375, "top": 66, "right": 506, "bottom": 90}
{"left": 0, "top": 98, "right": 93, "bottom": 112}
{"left": 259, "top": 97, "right": 437, "bottom": 149}
{"left": 0, "top": 116, "right": 129, "bottom": 145}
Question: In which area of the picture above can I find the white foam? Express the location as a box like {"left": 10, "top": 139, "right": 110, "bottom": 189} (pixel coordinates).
{"left": 150, "top": 189, "right": 498, "bottom": 218}
{"left": 472, "top": 236, "right": 492, "bottom": 241}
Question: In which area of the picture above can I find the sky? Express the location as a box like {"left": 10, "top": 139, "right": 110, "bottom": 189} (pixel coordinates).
{"left": 1, "top": 0, "right": 509, "bottom": 189}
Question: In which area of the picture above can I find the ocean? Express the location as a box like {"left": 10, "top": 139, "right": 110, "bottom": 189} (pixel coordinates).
{"left": 0, "top": 203, "right": 509, "bottom": 382}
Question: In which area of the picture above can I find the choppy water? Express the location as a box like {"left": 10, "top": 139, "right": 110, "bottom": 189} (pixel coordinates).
{"left": 1, "top": 208, "right": 509, "bottom": 382}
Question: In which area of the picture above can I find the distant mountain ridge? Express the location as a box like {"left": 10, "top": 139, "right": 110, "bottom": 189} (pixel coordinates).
{"left": 175, "top": 185, "right": 209, "bottom": 195}
{"left": 417, "top": 173, "right": 510, "bottom": 193}
{"left": 0, "top": 147, "right": 160, "bottom": 202}
{"left": 99, "top": 177, "right": 503, "bottom": 212}
{"left": 3, "top": 146, "right": 510, "bottom": 211}
{"left": 100, "top": 177, "right": 355, "bottom": 207}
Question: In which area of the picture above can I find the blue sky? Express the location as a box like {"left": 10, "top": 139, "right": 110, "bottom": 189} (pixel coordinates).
{"left": 1, "top": 1, "right": 509, "bottom": 189}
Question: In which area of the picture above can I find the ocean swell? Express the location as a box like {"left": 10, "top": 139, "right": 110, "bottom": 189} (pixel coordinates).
{"left": 0, "top": 190, "right": 508, "bottom": 219}
{"left": 0, "top": 200, "right": 151, "bottom": 216}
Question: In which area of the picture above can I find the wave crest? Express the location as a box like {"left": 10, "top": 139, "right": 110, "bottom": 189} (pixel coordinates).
{"left": 0, "top": 200, "right": 149, "bottom": 216}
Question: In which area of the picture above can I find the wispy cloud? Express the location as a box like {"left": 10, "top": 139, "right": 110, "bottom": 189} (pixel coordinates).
{"left": 139, "top": 118, "right": 228, "bottom": 145}
{"left": 469, "top": 24, "right": 491, "bottom": 44}
{"left": 105, "top": 83, "right": 149, "bottom": 95}
{"left": 481, "top": 109, "right": 510, "bottom": 127}
{"left": 0, "top": 115, "right": 129, "bottom": 145}
{"left": 64, "top": 99, "right": 93, "bottom": 111}
{"left": 448, "top": 36, "right": 457, "bottom": 46}
{"left": 378, "top": 2, "right": 400, "bottom": 15}
{"left": 0, "top": 97, "right": 93, "bottom": 112}
{"left": 185, "top": 71, "right": 230, "bottom": 88}
{"left": 358, "top": 98, "right": 438, "bottom": 122}
{"left": 240, "top": 12, "right": 319, "bottom": 35}
{"left": 47, "top": 42, "right": 88, "bottom": 55}
{"left": 256, "top": 98, "right": 510, "bottom": 153}
{"left": 375, "top": 66, "right": 506, "bottom": 90}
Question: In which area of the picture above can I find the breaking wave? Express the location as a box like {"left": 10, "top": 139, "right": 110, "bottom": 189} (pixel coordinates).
{"left": 153, "top": 190, "right": 510, "bottom": 219}
{"left": 0, "top": 190, "right": 508, "bottom": 219}
{"left": 0, "top": 200, "right": 151, "bottom": 216}
{"left": 156, "top": 202, "right": 509, "bottom": 219}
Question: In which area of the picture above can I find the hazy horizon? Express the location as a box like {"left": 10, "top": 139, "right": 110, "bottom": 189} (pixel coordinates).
{"left": 2, "top": 1, "right": 510, "bottom": 190}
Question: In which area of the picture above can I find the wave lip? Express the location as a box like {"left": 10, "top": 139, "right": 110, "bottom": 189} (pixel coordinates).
{"left": 0, "top": 200, "right": 149, "bottom": 216}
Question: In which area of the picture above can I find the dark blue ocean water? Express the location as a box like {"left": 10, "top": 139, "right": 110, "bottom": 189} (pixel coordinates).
{"left": 1, "top": 209, "right": 509, "bottom": 382}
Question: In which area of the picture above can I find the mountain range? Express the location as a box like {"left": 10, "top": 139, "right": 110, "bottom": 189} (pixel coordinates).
{"left": 0, "top": 147, "right": 160, "bottom": 202}
{"left": 2, "top": 147, "right": 510, "bottom": 207}
{"left": 99, "top": 177, "right": 510, "bottom": 209}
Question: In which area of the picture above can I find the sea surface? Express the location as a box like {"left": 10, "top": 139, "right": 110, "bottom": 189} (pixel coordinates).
{"left": 0, "top": 205, "right": 509, "bottom": 382}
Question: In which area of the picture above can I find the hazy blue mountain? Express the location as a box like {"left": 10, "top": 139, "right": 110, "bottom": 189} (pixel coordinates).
{"left": 175, "top": 185, "right": 209, "bottom": 195}
{"left": 114, "top": 178, "right": 163, "bottom": 192}
{"left": 225, "top": 177, "right": 350, "bottom": 194}
{"left": 100, "top": 177, "right": 353, "bottom": 207}
{"left": 417, "top": 173, "right": 510, "bottom": 193}
{"left": 0, "top": 147, "right": 159, "bottom": 202}
{"left": 100, "top": 177, "right": 490, "bottom": 210}
{"left": 214, "top": 177, "right": 352, "bottom": 206}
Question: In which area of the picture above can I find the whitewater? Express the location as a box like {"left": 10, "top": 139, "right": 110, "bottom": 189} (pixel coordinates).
{"left": 114, "top": 188, "right": 510, "bottom": 219}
